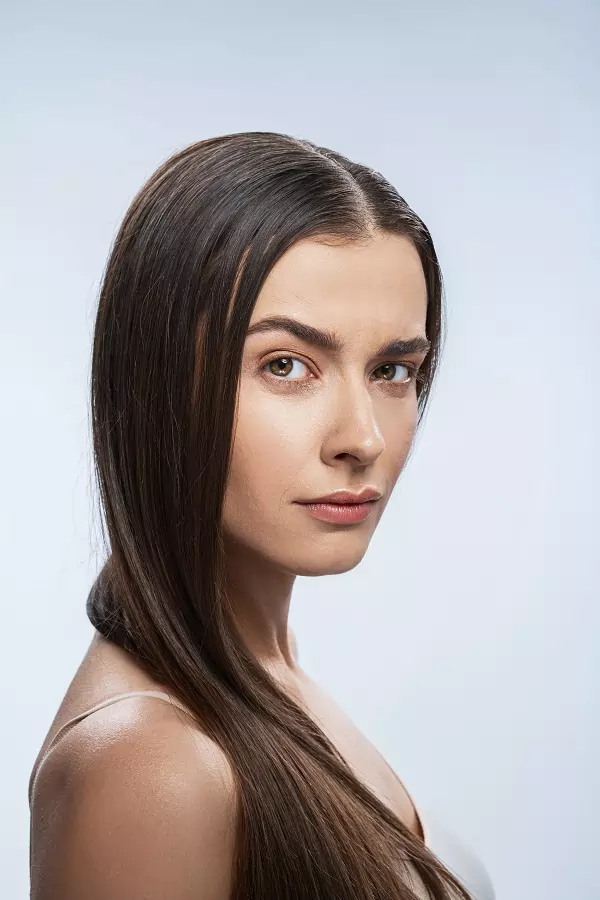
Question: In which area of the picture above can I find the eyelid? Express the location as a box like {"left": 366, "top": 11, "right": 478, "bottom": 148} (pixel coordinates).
{"left": 261, "top": 349, "right": 421, "bottom": 369}
{"left": 261, "top": 350, "right": 315, "bottom": 371}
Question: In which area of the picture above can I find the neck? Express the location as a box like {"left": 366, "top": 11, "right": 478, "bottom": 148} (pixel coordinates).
{"left": 223, "top": 536, "right": 299, "bottom": 680}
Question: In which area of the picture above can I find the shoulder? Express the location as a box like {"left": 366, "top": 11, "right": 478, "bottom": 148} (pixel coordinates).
{"left": 30, "top": 696, "right": 237, "bottom": 899}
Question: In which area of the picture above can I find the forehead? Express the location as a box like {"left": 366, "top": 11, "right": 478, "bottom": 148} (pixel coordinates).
{"left": 251, "top": 233, "right": 427, "bottom": 335}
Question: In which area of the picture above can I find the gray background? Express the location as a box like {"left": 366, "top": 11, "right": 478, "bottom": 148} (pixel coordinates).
{"left": 2, "top": 1, "right": 598, "bottom": 897}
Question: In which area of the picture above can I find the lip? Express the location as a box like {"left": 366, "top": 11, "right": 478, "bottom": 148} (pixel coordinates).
{"left": 298, "top": 488, "right": 383, "bottom": 505}
{"left": 296, "top": 498, "right": 379, "bottom": 524}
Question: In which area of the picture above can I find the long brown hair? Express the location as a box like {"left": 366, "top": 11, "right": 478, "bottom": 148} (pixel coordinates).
{"left": 87, "top": 131, "right": 472, "bottom": 899}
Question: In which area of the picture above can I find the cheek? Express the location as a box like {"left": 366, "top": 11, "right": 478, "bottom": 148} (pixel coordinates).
{"left": 379, "top": 399, "right": 418, "bottom": 476}
{"left": 227, "top": 387, "right": 320, "bottom": 507}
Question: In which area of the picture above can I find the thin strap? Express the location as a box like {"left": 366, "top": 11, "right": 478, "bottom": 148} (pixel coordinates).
{"left": 29, "top": 690, "right": 195, "bottom": 807}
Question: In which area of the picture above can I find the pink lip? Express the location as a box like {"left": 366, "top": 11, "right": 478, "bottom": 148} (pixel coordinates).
{"left": 296, "top": 499, "right": 379, "bottom": 524}
{"left": 300, "top": 488, "right": 382, "bottom": 505}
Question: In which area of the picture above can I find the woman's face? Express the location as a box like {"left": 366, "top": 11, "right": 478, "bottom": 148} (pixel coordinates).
{"left": 222, "top": 231, "right": 429, "bottom": 576}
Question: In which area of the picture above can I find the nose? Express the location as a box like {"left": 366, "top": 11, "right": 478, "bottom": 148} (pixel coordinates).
{"left": 321, "top": 378, "right": 386, "bottom": 468}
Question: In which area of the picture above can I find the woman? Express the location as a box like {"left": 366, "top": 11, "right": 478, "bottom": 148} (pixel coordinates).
{"left": 28, "top": 132, "right": 496, "bottom": 899}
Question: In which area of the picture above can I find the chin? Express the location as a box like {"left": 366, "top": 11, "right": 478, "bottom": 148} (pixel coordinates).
{"left": 283, "top": 542, "right": 371, "bottom": 577}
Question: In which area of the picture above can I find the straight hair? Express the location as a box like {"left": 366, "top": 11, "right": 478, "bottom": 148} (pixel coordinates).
{"left": 87, "top": 131, "right": 473, "bottom": 899}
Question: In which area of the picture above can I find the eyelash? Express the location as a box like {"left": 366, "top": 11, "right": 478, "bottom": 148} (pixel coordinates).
{"left": 261, "top": 355, "right": 422, "bottom": 388}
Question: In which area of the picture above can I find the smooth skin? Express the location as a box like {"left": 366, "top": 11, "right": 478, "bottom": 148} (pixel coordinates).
{"left": 30, "top": 231, "right": 430, "bottom": 899}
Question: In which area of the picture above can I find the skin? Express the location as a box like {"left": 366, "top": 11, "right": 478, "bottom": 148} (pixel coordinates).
{"left": 222, "top": 230, "right": 429, "bottom": 682}
{"left": 29, "top": 231, "right": 431, "bottom": 899}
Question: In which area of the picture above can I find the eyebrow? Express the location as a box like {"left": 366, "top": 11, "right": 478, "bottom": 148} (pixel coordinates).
{"left": 246, "top": 314, "right": 431, "bottom": 358}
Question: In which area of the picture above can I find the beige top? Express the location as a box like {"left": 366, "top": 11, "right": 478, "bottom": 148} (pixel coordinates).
{"left": 29, "top": 690, "right": 495, "bottom": 899}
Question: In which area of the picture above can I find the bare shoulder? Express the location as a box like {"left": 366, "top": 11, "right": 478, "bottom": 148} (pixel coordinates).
{"left": 30, "top": 697, "right": 237, "bottom": 900}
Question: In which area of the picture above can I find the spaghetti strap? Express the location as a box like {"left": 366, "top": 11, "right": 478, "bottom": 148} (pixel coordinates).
{"left": 28, "top": 689, "right": 195, "bottom": 807}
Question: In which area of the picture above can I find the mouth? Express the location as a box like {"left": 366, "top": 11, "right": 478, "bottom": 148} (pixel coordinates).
{"left": 294, "top": 497, "right": 380, "bottom": 524}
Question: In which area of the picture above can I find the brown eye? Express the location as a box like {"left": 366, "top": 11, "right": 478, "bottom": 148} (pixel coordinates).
{"left": 264, "top": 357, "right": 310, "bottom": 380}
{"left": 268, "top": 357, "right": 293, "bottom": 376}
{"left": 373, "top": 363, "right": 413, "bottom": 383}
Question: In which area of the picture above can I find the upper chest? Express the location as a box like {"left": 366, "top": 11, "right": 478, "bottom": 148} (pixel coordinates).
{"left": 295, "top": 674, "right": 423, "bottom": 839}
